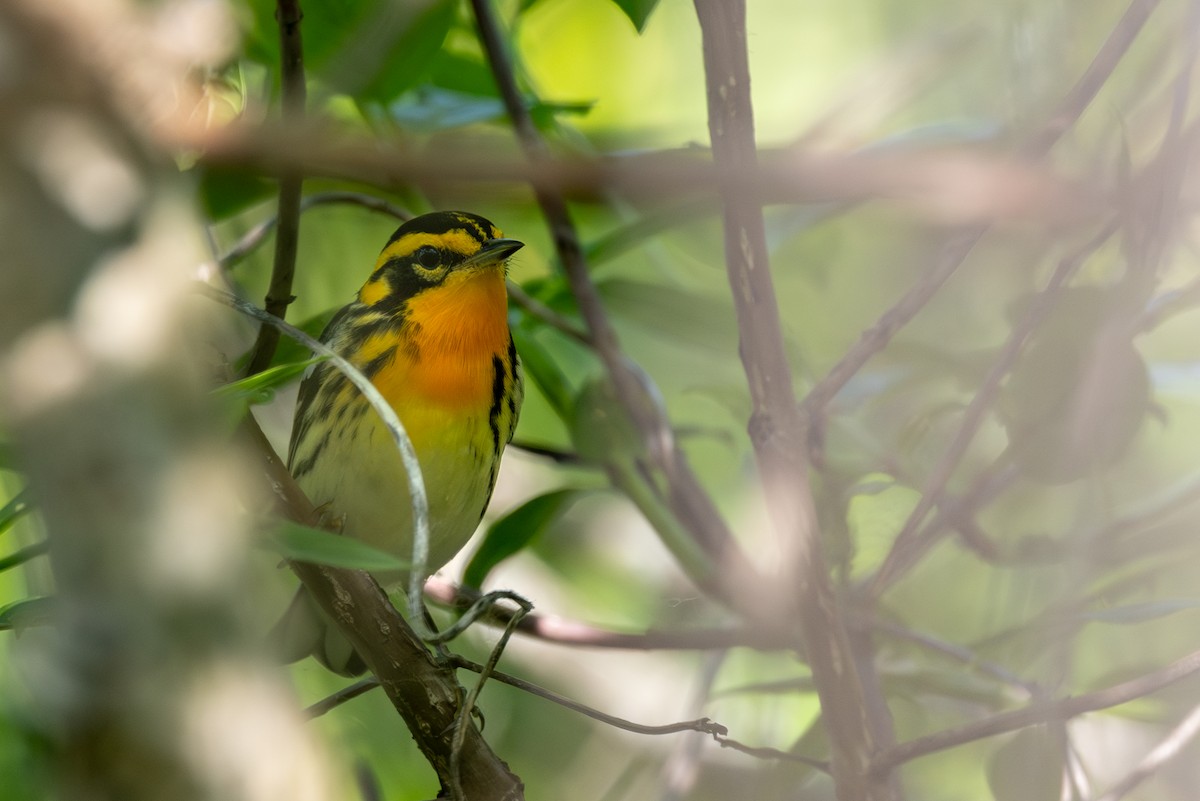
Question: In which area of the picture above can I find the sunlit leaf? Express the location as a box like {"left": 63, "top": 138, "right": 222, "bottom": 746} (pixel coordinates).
{"left": 845, "top": 474, "right": 920, "bottom": 580}
{"left": 464, "top": 488, "right": 587, "bottom": 589}
{"left": 213, "top": 357, "right": 324, "bottom": 406}
{"left": 268, "top": 521, "right": 408, "bottom": 572}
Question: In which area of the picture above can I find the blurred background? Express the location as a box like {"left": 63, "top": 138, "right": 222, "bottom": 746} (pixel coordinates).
{"left": 2, "top": 0, "right": 1199, "bottom": 799}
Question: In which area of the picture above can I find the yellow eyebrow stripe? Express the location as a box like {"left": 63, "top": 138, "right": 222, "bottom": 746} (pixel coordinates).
{"left": 375, "top": 230, "right": 494, "bottom": 268}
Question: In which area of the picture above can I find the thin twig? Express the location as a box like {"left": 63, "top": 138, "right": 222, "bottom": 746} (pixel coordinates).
{"left": 507, "top": 441, "right": 587, "bottom": 465}
{"left": 874, "top": 646, "right": 1200, "bottom": 772}
{"left": 449, "top": 595, "right": 530, "bottom": 800}
{"left": 219, "top": 191, "right": 412, "bottom": 269}
{"left": 423, "top": 577, "right": 795, "bottom": 651}
{"left": 306, "top": 677, "right": 378, "bottom": 718}
{"left": 801, "top": 0, "right": 1163, "bottom": 423}
{"left": 867, "top": 616, "right": 1039, "bottom": 698}
{"left": 449, "top": 655, "right": 727, "bottom": 737}
{"left": 714, "top": 738, "right": 830, "bottom": 772}
{"left": 468, "top": 0, "right": 761, "bottom": 610}
{"left": 866, "top": 223, "right": 1117, "bottom": 597}
{"left": 506, "top": 281, "right": 592, "bottom": 345}
{"left": 243, "top": 0, "right": 307, "bottom": 376}
{"left": 1091, "top": 702, "right": 1200, "bottom": 801}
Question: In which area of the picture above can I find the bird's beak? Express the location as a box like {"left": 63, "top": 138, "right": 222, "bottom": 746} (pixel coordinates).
{"left": 466, "top": 238, "right": 524, "bottom": 267}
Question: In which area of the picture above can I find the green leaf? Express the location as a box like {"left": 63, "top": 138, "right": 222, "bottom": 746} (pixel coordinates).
{"left": 608, "top": 0, "right": 661, "bottom": 32}
{"left": 198, "top": 167, "right": 275, "bottom": 222}
{"left": 568, "top": 378, "right": 645, "bottom": 465}
{"left": 358, "top": 0, "right": 458, "bottom": 102}
{"left": 0, "top": 490, "right": 32, "bottom": 536}
{"left": 387, "top": 87, "right": 506, "bottom": 132}
{"left": 0, "top": 441, "right": 17, "bottom": 471}
{"left": 844, "top": 474, "right": 920, "bottom": 580}
{"left": 268, "top": 521, "right": 409, "bottom": 572}
{"left": 268, "top": 309, "right": 340, "bottom": 369}
{"left": 213, "top": 357, "right": 324, "bottom": 405}
{"left": 464, "top": 489, "right": 587, "bottom": 588}
{"left": 0, "top": 596, "right": 55, "bottom": 631}
{"left": 511, "top": 323, "right": 574, "bottom": 417}
{"left": 237, "top": 0, "right": 456, "bottom": 102}
{"left": 0, "top": 541, "right": 48, "bottom": 573}
{"left": 598, "top": 278, "right": 737, "bottom": 354}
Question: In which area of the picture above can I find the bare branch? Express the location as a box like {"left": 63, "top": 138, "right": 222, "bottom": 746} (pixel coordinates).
{"left": 874, "top": 647, "right": 1200, "bottom": 772}
{"left": 1091, "top": 702, "right": 1200, "bottom": 801}
{"left": 240, "top": 416, "right": 524, "bottom": 800}
{"left": 692, "top": 1, "right": 896, "bottom": 797}
{"left": 218, "top": 191, "right": 412, "bottom": 269}
{"left": 468, "top": 0, "right": 763, "bottom": 611}
{"left": 424, "top": 577, "right": 794, "bottom": 651}
{"left": 866, "top": 223, "right": 1117, "bottom": 596}
{"left": 243, "top": 0, "right": 307, "bottom": 376}
{"left": 801, "top": 0, "right": 1164, "bottom": 424}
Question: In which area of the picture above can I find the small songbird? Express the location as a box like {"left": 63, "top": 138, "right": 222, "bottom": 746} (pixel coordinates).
{"left": 278, "top": 210, "right": 524, "bottom": 675}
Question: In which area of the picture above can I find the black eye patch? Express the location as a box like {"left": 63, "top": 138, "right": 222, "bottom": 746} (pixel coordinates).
{"left": 414, "top": 246, "right": 441, "bottom": 269}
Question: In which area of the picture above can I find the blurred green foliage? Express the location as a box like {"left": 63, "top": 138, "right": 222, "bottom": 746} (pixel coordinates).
{"left": 5, "top": 0, "right": 1200, "bottom": 799}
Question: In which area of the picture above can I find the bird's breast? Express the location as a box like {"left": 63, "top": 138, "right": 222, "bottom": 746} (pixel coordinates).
{"left": 371, "top": 269, "right": 510, "bottom": 412}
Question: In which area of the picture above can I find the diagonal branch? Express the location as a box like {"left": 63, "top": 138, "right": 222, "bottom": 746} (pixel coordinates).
{"left": 801, "top": 0, "right": 1163, "bottom": 425}
{"left": 468, "top": 0, "right": 763, "bottom": 610}
{"left": 241, "top": 415, "right": 524, "bottom": 801}
{"left": 874, "top": 646, "right": 1200, "bottom": 772}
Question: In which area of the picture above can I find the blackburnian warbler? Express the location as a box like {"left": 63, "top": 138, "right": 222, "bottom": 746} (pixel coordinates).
{"left": 278, "top": 210, "right": 523, "bottom": 675}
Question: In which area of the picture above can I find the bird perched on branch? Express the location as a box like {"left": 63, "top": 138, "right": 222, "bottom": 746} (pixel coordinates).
{"left": 277, "top": 210, "right": 524, "bottom": 676}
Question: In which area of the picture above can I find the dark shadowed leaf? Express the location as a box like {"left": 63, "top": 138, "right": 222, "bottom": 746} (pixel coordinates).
{"left": 269, "top": 522, "right": 408, "bottom": 572}
{"left": 464, "top": 488, "right": 587, "bottom": 588}
{"left": 609, "top": 0, "right": 661, "bottom": 32}
{"left": 199, "top": 167, "right": 276, "bottom": 222}
{"left": 0, "top": 490, "right": 32, "bottom": 536}
{"left": 511, "top": 323, "right": 574, "bottom": 416}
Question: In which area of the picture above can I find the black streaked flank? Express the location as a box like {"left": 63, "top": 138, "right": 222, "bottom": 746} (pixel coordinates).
{"left": 362, "top": 345, "right": 398, "bottom": 380}
{"left": 505, "top": 337, "right": 519, "bottom": 442}
{"left": 291, "top": 427, "right": 331, "bottom": 479}
{"left": 487, "top": 354, "right": 505, "bottom": 458}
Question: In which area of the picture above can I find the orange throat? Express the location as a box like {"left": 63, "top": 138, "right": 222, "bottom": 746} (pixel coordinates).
{"left": 374, "top": 268, "right": 509, "bottom": 411}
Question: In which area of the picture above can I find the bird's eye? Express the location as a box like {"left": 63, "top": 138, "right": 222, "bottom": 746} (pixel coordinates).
{"left": 415, "top": 247, "right": 440, "bottom": 269}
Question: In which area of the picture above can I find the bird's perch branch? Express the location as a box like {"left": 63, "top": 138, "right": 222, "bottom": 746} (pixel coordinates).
{"left": 242, "top": 417, "right": 524, "bottom": 801}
